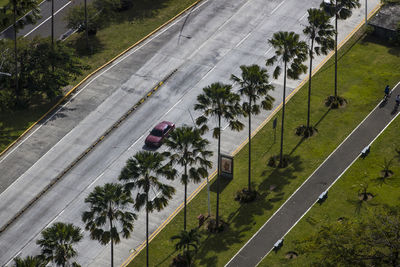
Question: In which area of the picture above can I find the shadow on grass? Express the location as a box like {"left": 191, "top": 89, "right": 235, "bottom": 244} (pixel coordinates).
{"left": 71, "top": 35, "right": 105, "bottom": 57}
{"left": 259, "top": 155, "right": 303, "bottom": 193}
{"left": 210, "top": 176, "right": 233, "bottom": 193}
{"left": 363, "top": 35, "right": 400, "bottom": 57}
{"left": 112, "top": 0, "right": 170, "bottom": 24}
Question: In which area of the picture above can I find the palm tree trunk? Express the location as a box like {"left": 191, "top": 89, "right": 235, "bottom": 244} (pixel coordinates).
{"left": 184, "top": 165, "right": 187, "bottom": 231}
{"left": 109, "top": 217, "right": 114, "bottom": 267}
{"left": 51, "top": 0, "right": 54, "bottom": 72}
{"left": 216, "top": 115, "right": 221, "bottom": 229}
{"left": 51, "top": 0, "right": 54, "bottom": 47}
{"left": 307, "top": 39, "right": 314, "bottom": 129}
{"left": 84, "top": 0, "right": 89, "bottom": 49}
{"left": 279, "top": 61, "right": 287, "bottom": 166}
{"left": 146, "top": 197, "right": 149, "bottom": 267}
{"left": 334, "top": 2, "right": 338, "bottom": 98}
{"left": 13, "top": 0, "right": 18, "bottom": 106}
{"left": 248, "top": 100, "right": 251, "bottom": 192}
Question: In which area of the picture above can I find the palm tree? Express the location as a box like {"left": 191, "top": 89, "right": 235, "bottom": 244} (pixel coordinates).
{"left": 119, "top": 151, "right": 176, "bottom": 267}
{"left": 231, "top": 65, "right": 275, "bottom": 192}
{"left": 266, "top": 31, "right": 308, "bottom": 167}
{"left": 300, "top": 8, "right": 334, "bottom": 136}
{"left": 36, "top": 222, "right": 83, "bottom": 267}
{"left": 321, "top": 0, "right": 360, "bottom": 107}
{"left": 13, "top": 256, "right": 46, "bottom": 267}
{"left": 7, "top": 0, "right": 40, "bottom": 106}
{"left": 82, "top": 183, "right": 137, "bottom": 267}
{"left": 194, "top": 82, "right": 244, "bottom": 229}
{"left": 165, "top": 126, "right": 213, "bottom": 231}
{"left": 170, "top": 228, "right": 201, "bottom": 267}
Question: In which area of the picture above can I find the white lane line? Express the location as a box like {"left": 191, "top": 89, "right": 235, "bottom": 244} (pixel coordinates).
{"left": 165, "top": 98, "right": 183, "bottom": 116}
{"left": 227, "top": 81, "right": 400, "bottom": 267}
{"left": 200, "top": 65, "right": 216, "bottom": 81}
{"left": 222, "top": 123, "right": 230, "bottom": 131}
{"left": 46, "top": 210, "right": 65, "bottom": 228}
{"left": 271, "top": 0, "right": 285, "bottom": 14}
{"left": 0, "top": 0, "right": 210, "bottom": 164}
{"left": 235, "top": 32, "right": 251, "bottom": 48}
{"left": 24, "top": 1, "right": 72, "bottom": 37}
{"left": 88, "top": 172, "right": 106, "bottom": 188}
{"left": 264, "top": 47, "right": 272, "bottom": 56}
{"left": 299, "top": 11, "right": 308, "bottom": 21}
{"left": 0, "top": 0, "right": 46, "bottom": 35}
{"left": 129, "top": 134, "right": 145, "bottom": 150}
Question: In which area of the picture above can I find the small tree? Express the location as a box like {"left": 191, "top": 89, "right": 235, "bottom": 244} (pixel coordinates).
{"left": 82, "top": 183, "right": 137, "bottom": 267}
{"left": 266, "top": 31, "right": 308, "bottom": 167}
{"left": 194, "top": 82, "right": 244, "bottom": 229}
{"left": 119, "top": 151, "right": 175, "bottom": 267}
{"left": 165, "top": 126, "right": 212, "bottom": 231}
{"left": 297, "top": 8, "right": 334, "bottom": 137}
{"left": 36, "top": 222, "right": 83, "bottom": 267}
{"left": 171, "top": 229, "right": 201, "bottom": 267}
{"left": 231, "top": 64, "right": 274, "bottom": 194}
{"left": 321, "top": 0, "right": 361, "bottom": 108}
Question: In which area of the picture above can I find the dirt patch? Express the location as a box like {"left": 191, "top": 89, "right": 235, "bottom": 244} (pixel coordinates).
{"left": 285, "top": 251, "right": 298, "bottom": 259}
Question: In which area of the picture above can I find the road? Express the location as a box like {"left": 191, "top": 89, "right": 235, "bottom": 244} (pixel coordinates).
{"left": 0, "top": 0, "right": 378, "bottom": 266}
{"left": 0, "top": 0, "right": 91, "bottom": 40}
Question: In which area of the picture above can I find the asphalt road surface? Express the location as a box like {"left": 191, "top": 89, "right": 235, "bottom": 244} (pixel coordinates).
{"left": 0, "top": 0, "right": 379, "bottom": 266}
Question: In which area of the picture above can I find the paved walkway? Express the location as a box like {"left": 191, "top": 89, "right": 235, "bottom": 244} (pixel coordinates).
{"left": 226, "top": 81, "right": 400, "bottom": 267}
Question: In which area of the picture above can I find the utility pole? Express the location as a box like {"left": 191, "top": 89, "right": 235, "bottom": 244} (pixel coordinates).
{"left": 365, "top": 0, "right": 367, "bottom": 27}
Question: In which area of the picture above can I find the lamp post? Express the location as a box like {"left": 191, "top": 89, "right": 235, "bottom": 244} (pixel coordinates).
{"left": 0, "top": 72, "right": 11, "bottom": 77}
{"left": 365, "top": 0, "right": 367, "bottom": 26}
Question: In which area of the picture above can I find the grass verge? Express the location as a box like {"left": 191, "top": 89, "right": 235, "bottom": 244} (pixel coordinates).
{"left": 259, "top": 96, "right": 400, "bottom": 266}
{"left": 127, "top": 34, "right": 400, "bottom": 266}
{"left": 0, "top": 0, "right": 198, "bottom": 152}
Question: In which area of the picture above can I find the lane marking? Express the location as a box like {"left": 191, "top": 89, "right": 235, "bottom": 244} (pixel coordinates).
{"left": 271, "top": 0, "right": 285, "bottom": 14}
{"left": 128, "top": 134, "right": 145, "bottom": 150}
{"left": 23, "top": 1, "right": 72, "bottom": 37}
{"left": 264, "top": 47, "right": 272, "bottom": 56}
{"left": 299, "top": 11, "right": 308, "bottom": 21}
{"left": 165, "top": 98, "right": 183, "bottom": 116}
{"left": 235, "top": 32, "right": 251, "bottom": 48}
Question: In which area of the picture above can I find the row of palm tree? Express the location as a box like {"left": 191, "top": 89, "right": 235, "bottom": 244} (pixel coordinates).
{"left": 13, "top": 1, "right": 362, "bottom": 266}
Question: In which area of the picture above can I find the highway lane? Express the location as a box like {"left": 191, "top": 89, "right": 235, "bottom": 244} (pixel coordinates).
{"left": 0, "top": 0, "right": 377, "bottom": 265}
{"left": 0, "top": 0, "right": 91, "bottom": 40}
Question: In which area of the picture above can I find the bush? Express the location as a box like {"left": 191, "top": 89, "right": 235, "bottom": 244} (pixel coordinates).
{"left": 325, "top": 95, "right": 347, "bottom": 109}
{"left": 295, "top": 125, "right": 318, "bottom": 138}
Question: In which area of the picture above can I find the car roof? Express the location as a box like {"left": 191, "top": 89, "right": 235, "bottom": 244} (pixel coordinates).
{"left": 154, "top": 121, "right": 172, "bottom": 131}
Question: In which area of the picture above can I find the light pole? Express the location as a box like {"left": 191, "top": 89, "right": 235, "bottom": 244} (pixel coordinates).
{"left": 365, "top": 0, "right": 367, "bottom": 26}
{"left": 0, "top": 72, "right": 11, "bottom": 76}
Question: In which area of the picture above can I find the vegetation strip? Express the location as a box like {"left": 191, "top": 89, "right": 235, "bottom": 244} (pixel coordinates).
{"left": 0, "top": 0, "right": 202, "bottom": 159}
{"left": 0, "top": 69, "right": 177, "bottom": 235}
{"left": 233, "top": 3, "right": 381, "bottom": 157}
{"left": 121, "top": 3, "right": 382, "bottom": 266}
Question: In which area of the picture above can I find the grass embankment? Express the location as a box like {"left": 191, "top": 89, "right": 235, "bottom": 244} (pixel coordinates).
{"left": 0, "top": 0, "right": 198, "bottom": 152}
{"left": 127, "top": 35, "right": 400, "bottom": 266}
{"left": 260, "top": 96, "right": 400, "bottom": 266}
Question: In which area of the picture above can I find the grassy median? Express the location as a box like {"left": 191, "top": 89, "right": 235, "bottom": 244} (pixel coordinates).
{"left": 127, "top": 34, "right": 400, "bottom": 266}
{"left": 0, "top": 0, "right": 198, "bottom": 152}
{"left": 259, "top": 101, "right": 400, "bottom": 266}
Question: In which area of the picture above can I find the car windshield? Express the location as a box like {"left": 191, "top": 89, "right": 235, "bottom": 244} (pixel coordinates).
{"left": 150, "top": 129, "right": 163, "bottom": 137}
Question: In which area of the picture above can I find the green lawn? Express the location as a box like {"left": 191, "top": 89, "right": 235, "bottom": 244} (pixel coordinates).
{"left": 259, "top": 102, "right": 400, "bottom": 266}
{"left": 0, "top": 0, "right": 8, "bottom": 7}
{"left": 127, "top": 35, "right": 400, "bottom": 266}
{"left": 0, "top": 0, "right": 198, "bottom": 153}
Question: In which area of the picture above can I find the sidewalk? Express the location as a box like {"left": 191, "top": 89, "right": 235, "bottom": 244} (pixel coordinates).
{"left": 226, "top": 82, "right": 400, "bottom": 267}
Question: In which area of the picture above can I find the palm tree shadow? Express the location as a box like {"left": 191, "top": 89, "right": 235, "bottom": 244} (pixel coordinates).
{"left": 314, "top": 108, "right": 331, "bottom": 128}
{"left": 209, "top": 177, "right": 232, "bottom": 193}
{"left": 371, "top": 176, "right": 400, "bottom": 187}
{"left": 154, "top": 249, "right": 177, "bottom": 266}
{"left": 259, "top": 155, "right": 303, "bottom": 192}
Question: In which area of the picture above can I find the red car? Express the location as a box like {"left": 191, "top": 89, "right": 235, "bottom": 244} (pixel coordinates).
{"left": 145, "top": 121, "right": 175, "bottom": 148}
